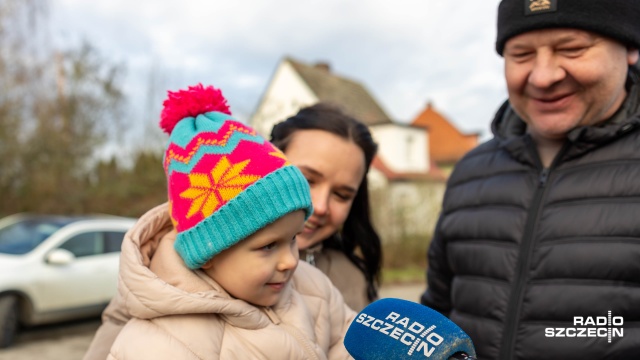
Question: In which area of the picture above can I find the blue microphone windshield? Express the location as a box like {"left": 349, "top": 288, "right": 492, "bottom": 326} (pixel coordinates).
{"left": 344, "top": 298, "right": 476, "bottom": 360}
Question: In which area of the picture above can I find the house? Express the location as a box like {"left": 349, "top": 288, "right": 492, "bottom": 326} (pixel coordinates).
{"left": 248, "top": 57, "right": 447, "bottom": 243}
{"left": 250, "top": 56, "right": 435, "bottom": 177}
{"left": 250, "top": 57, "right": 392, "bottom": 137}
{"left": 411, "top": 102, "right": 480, "bottom": 175}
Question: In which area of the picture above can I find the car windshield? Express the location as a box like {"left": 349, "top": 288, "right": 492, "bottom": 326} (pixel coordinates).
{"left": 0, "top": 217, "right": 71, "bottom": 255}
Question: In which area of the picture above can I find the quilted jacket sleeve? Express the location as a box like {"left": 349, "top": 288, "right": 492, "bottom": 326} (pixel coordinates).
{"left": 83, "top": 293, "right": 131, "bottom": 360}
{"left": 420, "top": 217, "right": 453, "bottom": 317}
{"left": 327, "top": 282, "right": 356, "bottom": 360}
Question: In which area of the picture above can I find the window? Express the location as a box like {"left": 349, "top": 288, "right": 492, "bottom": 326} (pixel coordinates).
{"left": 104, "top": 231, "right": 125, "bottom": 253}
{"left": 406, "top": 135, "right": 414, "bottom": 164}
{"left": 58, "top": 231, "right": 125, "bottom": 258}
{"left": 60, "top": 232, "right": 103, "bottom": 258}
{"left": 0, "top": 219, "right": 66, "bottom": 255}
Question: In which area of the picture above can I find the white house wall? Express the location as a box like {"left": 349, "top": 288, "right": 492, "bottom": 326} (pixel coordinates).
{"left": 249, "top": 61, "right": 318, "bottom": 137}
{"left": 367, "top": 168, "right": 388, "bottom": 190}
{"left": 369, "top": 180, "right": 446, "bottom": 243}
{"left": 370, "top": 124, "right": 429, "bottom": 173}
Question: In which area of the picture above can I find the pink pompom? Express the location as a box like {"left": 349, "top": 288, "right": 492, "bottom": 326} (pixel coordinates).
{"left": 159, "top": 83, "right": 232, "bottom": 134}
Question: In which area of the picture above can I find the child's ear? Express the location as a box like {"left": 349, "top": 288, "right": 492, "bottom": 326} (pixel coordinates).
{"left": 201, "top": 258, "right": 214, "bottom": 270}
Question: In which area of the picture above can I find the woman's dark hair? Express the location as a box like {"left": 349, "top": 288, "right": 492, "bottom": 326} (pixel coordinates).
{"left": 628, "top": 62, "right": 640, "bottom": 88}
{"left": 270, "top": 103, "right": 382, "bottom": 301}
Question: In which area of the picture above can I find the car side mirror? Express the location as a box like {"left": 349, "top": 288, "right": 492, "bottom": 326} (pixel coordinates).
{"left": 46, "top": 248, "right": 76, "bottom": 265}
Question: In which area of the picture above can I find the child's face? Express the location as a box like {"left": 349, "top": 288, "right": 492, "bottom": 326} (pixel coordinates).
{"left": 201, "top": 210, "right": 304, "bottom": 307}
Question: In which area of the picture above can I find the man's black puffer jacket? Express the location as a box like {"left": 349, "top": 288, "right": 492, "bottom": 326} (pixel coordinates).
{"left": 421, "top": 84, "right": 640, "bottom": 360}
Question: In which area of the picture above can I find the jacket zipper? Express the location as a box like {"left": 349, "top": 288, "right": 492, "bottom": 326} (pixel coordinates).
{"left": 264, "top": 307, "right": 321, "bottom": 360}
{"left": 499, "top": 142, "right": 569, "bottom": 360}
{"left": 281, "top": 323, "right": 321, "bottom": 360}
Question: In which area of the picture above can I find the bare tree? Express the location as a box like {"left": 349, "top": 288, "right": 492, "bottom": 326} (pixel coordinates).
{"left": 0, "top": 0, "right": 126, "bottom": 215}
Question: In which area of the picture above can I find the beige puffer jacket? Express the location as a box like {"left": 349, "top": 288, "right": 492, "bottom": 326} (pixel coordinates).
{"left": 300, "top": 247, "right": 372, "bottom": 312}
{"left": 99, "top": 203, "right": 354, "bottom": 360}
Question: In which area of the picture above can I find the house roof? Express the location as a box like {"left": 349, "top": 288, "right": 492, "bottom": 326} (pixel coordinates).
{"left": 371, "top": 156, "right": 447, "bottom": 182}
{"left": 286, "top": 57, "right": 392, "bottom": 126}
{"left": 411, "top": 102, "right": 480, "bottom": 164}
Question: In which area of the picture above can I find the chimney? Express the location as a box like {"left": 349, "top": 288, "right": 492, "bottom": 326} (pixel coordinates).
{"left": 314, "top": 62, "right": 331, "bottom": 72}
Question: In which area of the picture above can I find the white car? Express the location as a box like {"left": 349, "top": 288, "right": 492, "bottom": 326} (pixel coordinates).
{"left": 0, "top": 213, "right": 136, "bottom": 348}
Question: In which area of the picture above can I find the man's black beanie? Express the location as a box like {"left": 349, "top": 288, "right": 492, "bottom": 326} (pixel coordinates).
{"left": 496, "top": 0, "right": 640, "bottom": 55}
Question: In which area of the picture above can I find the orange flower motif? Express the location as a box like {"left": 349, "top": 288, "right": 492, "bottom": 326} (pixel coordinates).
{"left": 269, "top": 150, "right": 291, "bottom": 165}
{"left": 180, "top": 156, "right": 261, "bottom": 218}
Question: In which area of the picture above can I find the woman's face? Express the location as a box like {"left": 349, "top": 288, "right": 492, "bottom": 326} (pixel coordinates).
{"left": 283, "top": 129, "right": 366, "bottom": 250}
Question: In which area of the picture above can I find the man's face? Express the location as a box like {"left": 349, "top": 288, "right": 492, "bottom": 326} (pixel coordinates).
{"left": 503, "top": 28, "right": 639, "bottom": 141}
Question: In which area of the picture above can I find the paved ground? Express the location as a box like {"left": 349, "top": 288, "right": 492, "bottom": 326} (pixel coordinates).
{"left": 0, "top": 283, "right": 425, "bottom": 360}
{"left": 379, "top": 282, "right": 424, "bottom": 302}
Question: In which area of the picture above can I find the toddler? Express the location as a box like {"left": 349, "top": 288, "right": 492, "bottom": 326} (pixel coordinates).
{"left": 105, "top": 84, "right": 355, "bottom": 359}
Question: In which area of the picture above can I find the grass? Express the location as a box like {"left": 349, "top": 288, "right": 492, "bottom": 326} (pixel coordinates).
{"left": 377, "top": 234, "right": 431, "bottom": 286}
{"left": 381, "top": 266, "right": 426, "bottom": 286}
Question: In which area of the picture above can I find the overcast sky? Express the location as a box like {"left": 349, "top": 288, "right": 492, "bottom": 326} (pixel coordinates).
{"left": 51, "top": 0, "right": 506, "bottom": 142}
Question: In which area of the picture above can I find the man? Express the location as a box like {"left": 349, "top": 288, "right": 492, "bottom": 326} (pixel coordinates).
{"left": 420, "top": 1, "right": 640, "bottom": 359}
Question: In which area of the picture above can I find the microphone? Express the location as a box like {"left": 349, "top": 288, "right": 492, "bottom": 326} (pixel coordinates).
{"left": 344, "top": 298, "right": 476, "bottom": 360}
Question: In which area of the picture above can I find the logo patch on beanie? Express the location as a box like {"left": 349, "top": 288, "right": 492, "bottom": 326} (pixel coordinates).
{"left": 525, "top": 0, "right": 556, "bottom": 15}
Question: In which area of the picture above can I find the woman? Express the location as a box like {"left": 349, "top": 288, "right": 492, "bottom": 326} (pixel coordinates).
{"left": 270, "top": 103, "right": 383, "bottom": 311}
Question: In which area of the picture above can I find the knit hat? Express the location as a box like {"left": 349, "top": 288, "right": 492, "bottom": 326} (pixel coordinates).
{"left": 496, "top": 0, "right": 640, "bottom": 55}
{"left": 160, "top": 84, "right": 313, "bottom": 269}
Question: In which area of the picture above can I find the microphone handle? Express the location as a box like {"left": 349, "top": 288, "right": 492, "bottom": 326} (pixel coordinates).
{"left": 449, "top": 352, "right": 477, "bottom": 360}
